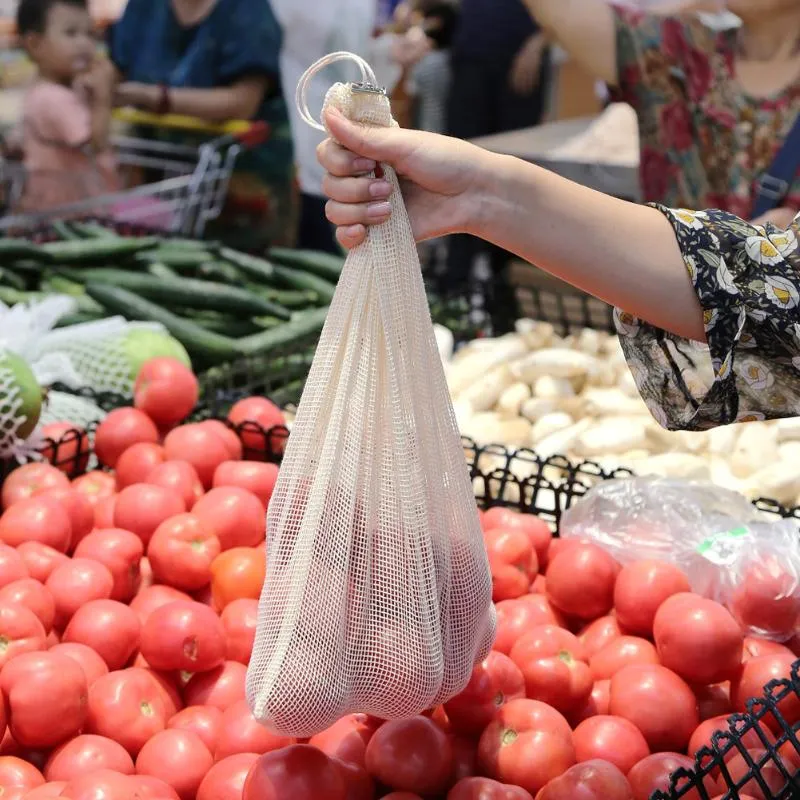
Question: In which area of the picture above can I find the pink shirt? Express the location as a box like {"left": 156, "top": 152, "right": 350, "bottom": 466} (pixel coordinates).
{"left": 19, "top": 79, "right": 119, "bottom": 212}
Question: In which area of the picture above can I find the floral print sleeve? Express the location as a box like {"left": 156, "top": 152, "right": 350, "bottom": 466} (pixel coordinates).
{"left": 615, "top": 207, "right": 800, "bottom": 431}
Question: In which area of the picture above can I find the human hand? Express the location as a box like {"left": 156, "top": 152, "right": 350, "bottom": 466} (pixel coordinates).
{"left": 509, "top": 33, "right": 547, "bottom": 96}
{"left": 391, "top": 26, "right": 434, "bottom": 69}
{"left": 750, "top": 207, "right": 797, "bottom": 229}
{"left": 74, "top": 58, "right": 116, "bottom": 105}
{"left": 317, "top": 107, "right": 494, "bottom": 249}
{"left": 115, "top": 82, "right": 159, "bottom": 111}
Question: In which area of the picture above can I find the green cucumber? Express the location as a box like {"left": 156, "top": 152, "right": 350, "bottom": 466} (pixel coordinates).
{"left": 135, "top": 248, "right": 214, "bottom": 268}
{"left": 271, "top": 266, "right": 336, "bottom": 303}
{"left": 0, "top": 287, "right": 39, "bottom": 306}
{"left": 0, "top": 240, "right": 47, "bottom": 261}
{"left": 51, "top": 220, "right": 81, "bottom": 241}
{"left": 147, "top": 262, "right": 179, "bottom": 280}
{"left": 0, "top": 267, "right": 25, "bottom": 290}
{"left": 40, "top": 236, "right": 160, "bottom": 263}
{"left": 65, "top": 268, "right": 292, "bottom": 320}
{"left": 67, "top": 222, "right": 121, "bottom": 239}
{"left": 235, "top": 306, "right": 329, "bottom": 356}
{"left": 194, "top": 317, "right": 263, "bottom": 337}
{"left": 268, "top": 247, "right": 344, "bottom": 282}
{"left": 216, "top": 247, "right": 275, "bottom": 283}
{"left": 247, "top": 285, "right": 320, "bottom": 309}
{"left": 85, "top": 283, "right": 240, "bottom": 363}
{"left": 54, "top": 310, "right": 107, "bottom": 327}
{"left": 195, "top": 261, "right": 245, "bottom": 285}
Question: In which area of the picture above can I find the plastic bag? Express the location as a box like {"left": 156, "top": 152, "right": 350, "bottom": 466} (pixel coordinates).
{"left": 245, "top": 52, "right": 495, "bottom": 737}
{"left": 560, "top": 477, "right": 800, "bottom": 641}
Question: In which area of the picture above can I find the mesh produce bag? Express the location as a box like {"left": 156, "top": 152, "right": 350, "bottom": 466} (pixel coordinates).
{"left": 246, "top": 53, "right": 495, "bottom": 737}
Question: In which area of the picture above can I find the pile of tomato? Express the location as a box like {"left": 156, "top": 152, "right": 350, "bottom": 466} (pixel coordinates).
{"left": 0, "top": 356, "right": 796, "bottom": 800}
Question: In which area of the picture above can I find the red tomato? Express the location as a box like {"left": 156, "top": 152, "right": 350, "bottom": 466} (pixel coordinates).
{"left": 537, "top": 759, "right": 633, "bottom": 800}
{"left": 546, "top": 543, "right": 617, "bottom": 620}
{"left": 572, "top": 715, "right": 650, "bottom": 775}
{"left": 129, "top": 585, "right": 193, "bottom": 625}
{"left": 509, "top": 624, "right": 592, "bottom": 714}
{"left": 493, "top": 596, "right": 564, "bottom": 655}
{"left": 730, "top": 557, "right": 800, "bottom": 641}
{"left": 711, "top": 748, "right": 784, "bottom": 800}
{"left": 183, "top": 661, "right": 246, "bottom": 710}
{"left": 135, "top": 728, "right": 212, "bottom": 800}
{"left": 196, "top": 752, "right": 258, "bottom": 800}
{"left": 653, "top": 594, "right": 743, "bottom": 684}
{"left": 743, "top": 637, "right": 794, "bottom": 662}
{"left": 2, "top": 464, "right": 69, "bottom": 509}
{"left": 444, "top": 651, "right": 525, "bottom": 736}
{"left": 198, "top": 421, "right": 243, "bottom": 461}
{"left": 0, "top": 497, "right": 71, "bottom": 552}
{"left": 86, "top": 668, "right": 170, "bottom": 756}
{"left": 62, "top": 600, "right": 140, "bottom": 671}
{"left": 113, "top": 484, "right": 186, "bottom": 547}
{"left": 114, "top": 441, "right": 166, "bottom": 490}
{"left": 146, "top": 461, "right": 204, "bottom": 511}
{"left": 163, "top": 425, "right": 231, "bottom": 490}
{"left": 191, "top": 487, "right": 266, "bottom": 551}
{"left": 484, "top": 527, "right": 538, "bottom": 602}
{"left": 308, "top": 714, "right": 380, "bottom": 770}
{"left": 589, "top": 636, "right": 659, "bottom": 681}
{"left": 94, "top": 408, "right": 159, "bottom": 468}
{"left": 134, "top": 357, "right": 199, "bottom": 429}
{"left": 731, "top": 653, "right": 800, "bottom": 732}
{"left": 71, "top": 470, "right": 116, "bottom": 509}
{"left": 0, "top": 545, "right": 29, "bottom": 589}
{"left": 577, "top": 616, "right": 622, "bottom": 659}
{"left": 49, "top": 642, "right": 108, "bottom": 687}
{"left": 477, "top": 698, "right": 575, "bottom": 796}
{"left": 0, "top": 579, "right": 53, "bottom": 633}
{"left": 94, "top": 495, "right": 117, "bottom": 529}
{"left": 613, "top": 560, "right": 691, "bottom": 637}
{"left": 242, "top": 745, "right": 345, "bottom": 800}
{"left": 0, "top": 755, "right": 44, "bottom": 793}
{"left": 608, "top": 664, "right": 699, "bottom": 752}
{"left": 15, "top": 543, "right": 65, "bottom": 585}
{"left": 215, "top": 699, "right": 294, "bottom": 760}
{"left": 44, "top": 734, "right": 134, "bottom": 782}
{"left": 139, "top": 600, "right": 225, "bottom": 673}
{"left": 573, "top": 679, "right": 612, "bottom": 724}
{"left": 447, "top": 776, "right": 533, "bottom": 799}
{"left": 1, "top": 651, "right": 87, "bottom": 748}
{"left": 45, "top": 558, "right": 114, "bottom": 631}
{"left": 73, "top": 529, "right": 143, "bottom": 603}
{"left": 147, "top": 513, "right": 221, "bottom": 591}
{"left": 39, "top": 422, "right": 90, "bottom": 476}
{"left": 383, "top": 794, "right": 425, "bottom": 800}
{"left": 688, "top": 714, "right": 776, "bottom": 761}
{"left": 695, "top": 682, "right": 732, "bottom": 721}
{"left": 219, "top": 598, "right": 257, "bottom": 664}
{"left": 627, "top": 753, "right": 705, "bottom": 800}
{"left": 227, "top": 397, "right": 286, "bottom": 459}
{"left": 59, "top": 769, "right": 135, "bottom": 800}
{"left": 140, "top": 668, "right": 182, "bottom": 717}
{"left": 34, "top": 488, "right": 93, "bottom": 548}
{"left": 18, "top": 782, "right": 63, "bottom": 799}
{"left": 129, "top": 775, "right": 181, "bottom": 799}
{"left": 212, "top": 461, "right": 277, "bottom": 508}
{"left": 482, "top": 508, "right": 552, "bottom": 567}
{"left": 167, "top": 706, "right": 222, "bottom": 754}
{"left": 0, "top": 604, "right": 46, "bottom": 668}
{"left": 209, "top": 547, "right": 265, "bottom": 610}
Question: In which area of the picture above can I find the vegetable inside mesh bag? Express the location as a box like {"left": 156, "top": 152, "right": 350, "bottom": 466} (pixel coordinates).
{"left": 245, "top": 53, "right": 495, "bottom": 737}
{"left": 561, "top": 476, "right": 800, "bottom": 641}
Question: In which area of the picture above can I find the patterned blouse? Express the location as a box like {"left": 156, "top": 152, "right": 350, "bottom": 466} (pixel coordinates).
{"left": 616, "top": 206, "right": 800, "bottom": 431}
{"left": 611, "top": 6, "right": 800, "bottom": 218}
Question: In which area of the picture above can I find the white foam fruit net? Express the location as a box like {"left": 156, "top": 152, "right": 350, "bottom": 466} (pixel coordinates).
{"left": 246, "top": 53, "right": 495, "bottom": 738}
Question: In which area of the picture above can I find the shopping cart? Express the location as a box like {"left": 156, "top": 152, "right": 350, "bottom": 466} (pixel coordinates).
{"left": 0, "top": 108, "right": 269, "bottom": 238}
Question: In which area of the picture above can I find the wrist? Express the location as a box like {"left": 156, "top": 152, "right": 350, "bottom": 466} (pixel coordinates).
{"left": 469, "top": 151, "right": 518, "bottom": 241}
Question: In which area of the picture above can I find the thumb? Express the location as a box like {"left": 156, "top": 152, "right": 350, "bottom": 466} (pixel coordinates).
{"left": 324, "top": 107, "right": 411, "bottom": 166}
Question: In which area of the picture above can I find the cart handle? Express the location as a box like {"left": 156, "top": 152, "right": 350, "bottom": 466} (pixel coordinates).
{"left": 112, "top": 108, "right": 270, "bottom": 146}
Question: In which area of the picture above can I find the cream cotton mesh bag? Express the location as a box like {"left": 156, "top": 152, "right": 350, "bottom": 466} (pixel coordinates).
{"left": 245, "top": 52, "right": 495, "bottom": 737}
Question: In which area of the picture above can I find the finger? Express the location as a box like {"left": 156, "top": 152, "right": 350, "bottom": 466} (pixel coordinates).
{"left": 324, "top": 107, "right": 411, "bottom": 164}
{"left": 325, "top": 199, "right": 392, "bottom": 227}
{"left": 336, "top": 224, "right": 367, "bottom": 250}
{"left": 321, "top": 174, "right": 392, "bottom": 204}
{"left": 317, "top": 139, "right": 377, "bottom": 178}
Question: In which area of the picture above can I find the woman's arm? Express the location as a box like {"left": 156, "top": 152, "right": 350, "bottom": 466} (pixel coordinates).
{"left": 116, "top": 76, "right": 269, "bottom": 122}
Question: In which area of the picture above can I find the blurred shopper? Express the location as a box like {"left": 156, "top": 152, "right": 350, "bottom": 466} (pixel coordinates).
{"left": 524, "top": 0, "right": 800, "bottom": 227}
{"left": 109, "top": 0, "right": 296, "bottom": 249}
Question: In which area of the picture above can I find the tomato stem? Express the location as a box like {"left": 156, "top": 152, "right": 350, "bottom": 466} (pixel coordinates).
{"left": 501, "top": 728, "right": 518, "bottom": 747}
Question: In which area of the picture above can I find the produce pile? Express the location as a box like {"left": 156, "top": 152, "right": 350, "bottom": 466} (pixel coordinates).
{"left": 0, "top": 222, "right": 335, "bottom": 368}
{"left": 445, "top": 319, "right": 800, "bottom": 507}
{"left": 0, "top": 357, "right": 797, "bottom": 799}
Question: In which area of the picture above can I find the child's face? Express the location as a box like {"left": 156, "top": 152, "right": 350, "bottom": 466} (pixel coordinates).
{"left": 26, "top": 3, "right": 96, "bottom": 83}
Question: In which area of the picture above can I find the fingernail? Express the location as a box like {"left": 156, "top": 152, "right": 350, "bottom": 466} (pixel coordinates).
{"left": 369, "top": 180, "right": 391, "bottom": 199}
{"left": 354, "top": 158, "right": 377, "bottom": 172}
{"left": 367, "top": 201, "right": 391, "bottom": 219}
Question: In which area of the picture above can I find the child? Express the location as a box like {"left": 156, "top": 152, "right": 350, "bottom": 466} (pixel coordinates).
{"left": 14, "top": 0, "right": 119, "bottom": 213}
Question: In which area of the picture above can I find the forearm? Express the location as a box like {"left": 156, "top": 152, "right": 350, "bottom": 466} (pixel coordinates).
{"left": 473, "top": 152, "right": 706, "bottom": 342}
{"left": 166, "top": 85, "right": 266, "bottom": 122}
{"left": 89, "top": 102, "right": 112, "bottom": 152}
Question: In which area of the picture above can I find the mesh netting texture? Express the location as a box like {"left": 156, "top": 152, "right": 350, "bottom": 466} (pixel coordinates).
{"left": 0, "top": 353, "right": 32, "bottom": 460}
{"left": 245, "top": 55, "right": 495, "bottom": 737}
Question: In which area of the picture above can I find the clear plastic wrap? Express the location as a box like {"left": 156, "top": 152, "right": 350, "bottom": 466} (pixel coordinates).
{"left": 560, "top": 477, "right": 800, "bottom": 640}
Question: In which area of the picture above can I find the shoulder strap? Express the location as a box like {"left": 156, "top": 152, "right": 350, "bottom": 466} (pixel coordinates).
{"left": 751, "top": 111, "right": 800, "bottom": 219}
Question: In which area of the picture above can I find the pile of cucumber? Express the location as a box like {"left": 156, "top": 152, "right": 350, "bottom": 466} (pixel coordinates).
{"left": 0, "top": 221, "right": 341, "bottom": 367}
